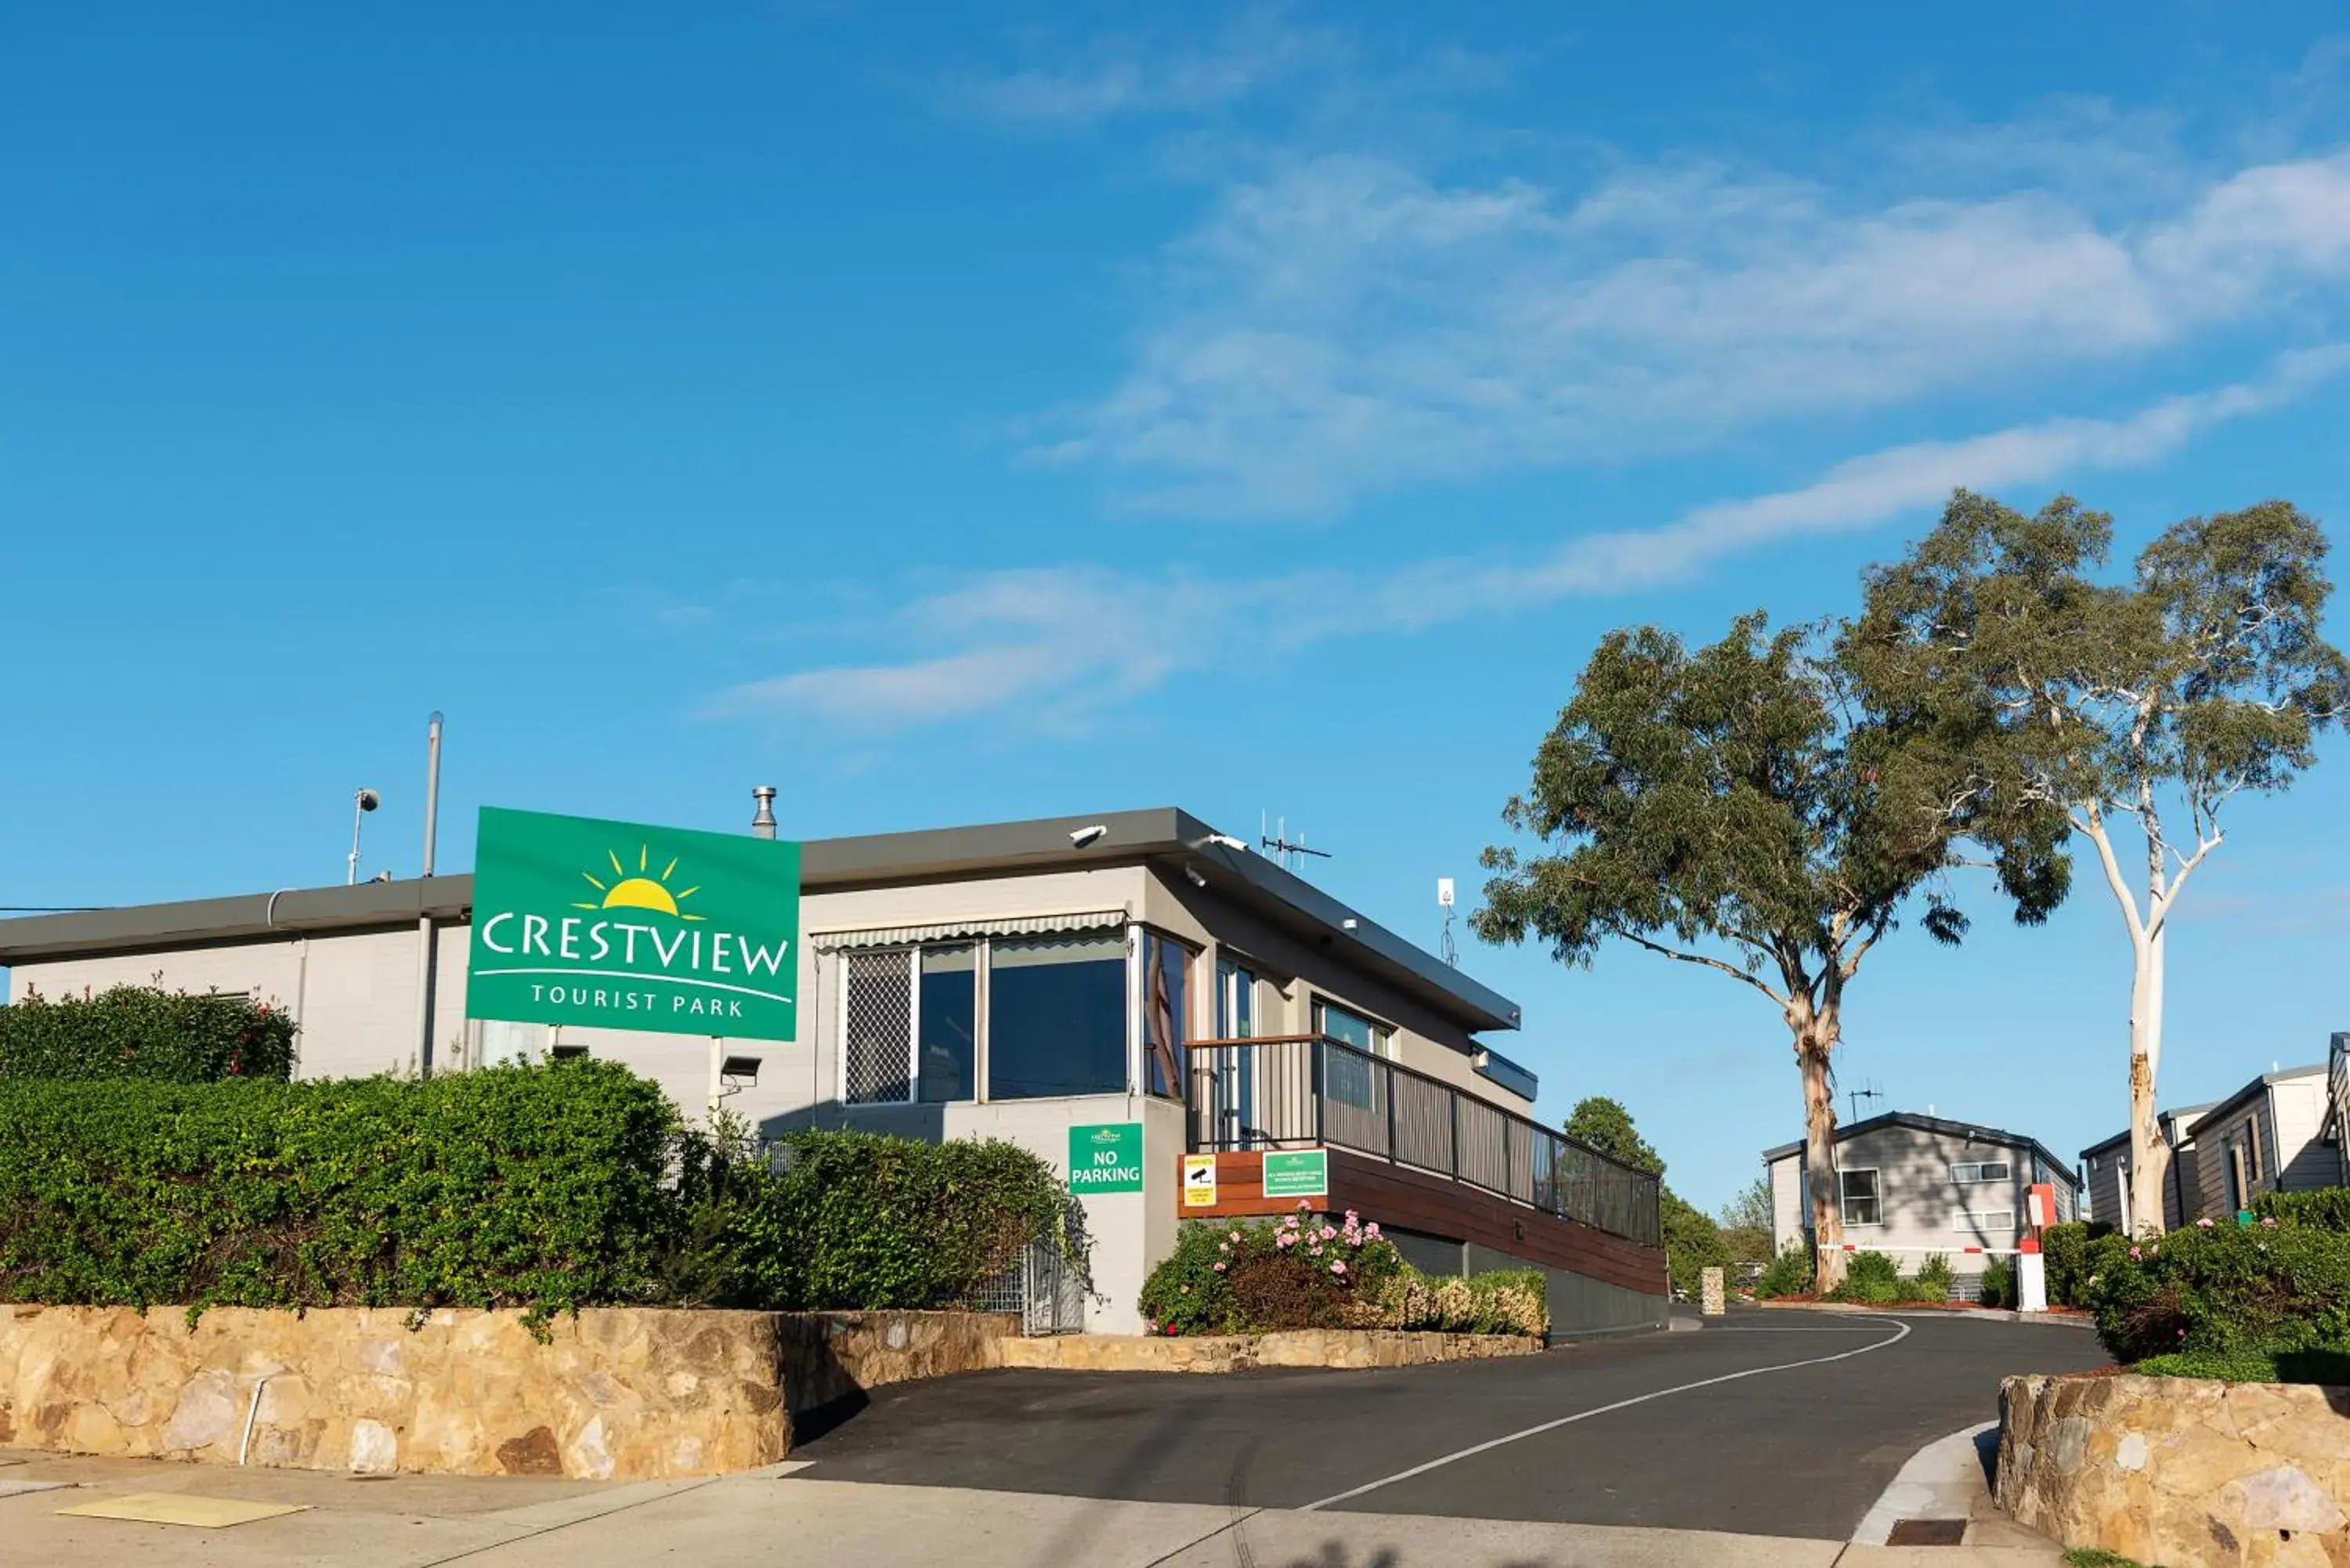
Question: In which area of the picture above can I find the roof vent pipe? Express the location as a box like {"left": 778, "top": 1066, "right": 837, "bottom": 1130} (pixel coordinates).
{"left": 750, "top": 786, "right": 778, "bottom": 840}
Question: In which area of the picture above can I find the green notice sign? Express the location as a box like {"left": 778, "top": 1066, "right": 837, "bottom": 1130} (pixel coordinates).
{"left": 1068, "top": 1122, "right": 1144, "bottom": 1194}
{"left": 467, "top": 806, "right": 801, "bottom": 1041}
{"left": 1263, "top": 1149, "right": 1329, "bottom": 1199}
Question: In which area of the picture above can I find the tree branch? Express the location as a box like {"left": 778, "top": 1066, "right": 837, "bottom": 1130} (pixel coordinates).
{"left": 1612, "top": 927, "right": 1791, "bottom": 1007}
{"left": 2078, "top": 803, "right": 2149, "bottom": 945}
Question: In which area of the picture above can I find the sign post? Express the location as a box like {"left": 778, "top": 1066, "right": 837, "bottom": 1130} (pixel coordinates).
{"left": 2018, "top": 1181, "right": 2055, "bottom": 1313}
{"left": 467, "top": 807, "right": 801, "bottom": 1042}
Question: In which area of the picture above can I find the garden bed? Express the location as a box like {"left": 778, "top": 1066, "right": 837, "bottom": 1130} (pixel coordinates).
{"left": 996, "top": 1328, "right": 1542, "bottom": 1373}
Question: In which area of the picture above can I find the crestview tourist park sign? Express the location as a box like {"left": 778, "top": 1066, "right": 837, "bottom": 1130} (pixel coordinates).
{"left": 467, "top": 806, "right": 801, "bottom": 1041}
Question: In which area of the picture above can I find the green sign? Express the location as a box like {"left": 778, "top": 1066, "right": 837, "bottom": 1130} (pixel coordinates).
{"left": 1068, "top": 1122, "right": 1144, "bottom": 1194}
{"left": 467, "top": 806, "right": 801, "bottom": 1041}
{"left": 1263, "top": 1148, "right": 1329, "bottom": 1199}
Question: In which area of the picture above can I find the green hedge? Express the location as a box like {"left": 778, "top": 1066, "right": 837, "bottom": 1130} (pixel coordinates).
{"left": 2041, "top": 1220, "right": 2121, "bottom": 1306}
{"left": 711, "top": 1128, "right": 1071, "bottom": 1312}
{"left": 0, "top": 1064, "right": 1075, "bottom": 1322}
{"left": 0, "top": 985, "right": 296, "bottom": 1082}
{"left": 0, "top": 1061, "right": 675, "bottom": 1319}
{"left": 2252, "top": 1189, "right": 2350, "bottom": 1231}
{"left": 2085, "top": 1221, "right": 2350, "bottom": 1370}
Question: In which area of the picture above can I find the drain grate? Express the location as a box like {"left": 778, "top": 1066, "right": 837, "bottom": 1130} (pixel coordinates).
{"left": 1885, "top": 1518, "right": 1968, "bottom": 1546}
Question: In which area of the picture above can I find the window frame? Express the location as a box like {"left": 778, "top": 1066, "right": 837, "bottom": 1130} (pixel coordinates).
{"left": 1950, "top": 1160, "right": 2013, "bottom": 1184}
{"left": 1953, "top": 1209, "right": 2016, "bottom": 1234}
{"left": 1839, "top": 1167, "right": 1882, "bottom": 1229}
{"left": 1139, "top": 926, "right": 1199, "bottom": 1102}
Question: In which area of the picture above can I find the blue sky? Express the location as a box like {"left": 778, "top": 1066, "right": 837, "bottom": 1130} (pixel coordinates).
{"left": 6, "top": 3, "right": 2348, "bottom": 1210}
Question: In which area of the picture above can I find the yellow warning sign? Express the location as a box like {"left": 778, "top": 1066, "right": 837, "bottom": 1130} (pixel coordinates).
{"left": 1182, "top": 1153, "right": 1218, "bottom": 1208}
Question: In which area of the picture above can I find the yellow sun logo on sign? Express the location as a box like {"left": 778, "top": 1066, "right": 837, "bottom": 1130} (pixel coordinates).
{"left": 575, "top": 846, "right": 703, "bottom": 920}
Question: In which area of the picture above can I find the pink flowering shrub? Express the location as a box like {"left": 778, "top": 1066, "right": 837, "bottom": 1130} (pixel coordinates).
{"left": 1138, "top": 1203, "right": 1402, "bottom": 1335}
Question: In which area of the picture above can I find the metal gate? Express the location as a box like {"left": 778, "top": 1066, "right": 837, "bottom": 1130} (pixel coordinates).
{"left": 971, "top": 1237, "right": 1085, "bottom": 1335}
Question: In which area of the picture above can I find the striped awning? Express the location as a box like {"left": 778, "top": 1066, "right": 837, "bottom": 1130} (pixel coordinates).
{"left": 809, "top": 909, "right": 1129, "bottom": 951}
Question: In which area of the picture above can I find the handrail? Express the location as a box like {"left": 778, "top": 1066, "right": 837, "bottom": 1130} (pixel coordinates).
{"left": 1184, "top": 1034, "right": 1661, "bottom": 1248}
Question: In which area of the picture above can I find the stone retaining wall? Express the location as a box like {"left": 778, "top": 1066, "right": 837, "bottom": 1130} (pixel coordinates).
{"left": 0, "top": 1303, "right": 1015, "bottom": 1481}
{"left": 995, "top": 1328, "right": 1543, "bottom": 1373}
{"left": 1999, "top": 1371, "right": 2350, "bottom": 1566}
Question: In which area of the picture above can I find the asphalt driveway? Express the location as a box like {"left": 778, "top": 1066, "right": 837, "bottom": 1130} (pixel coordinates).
{"left": 794, "top": 1310, "right": 2111, "bottom": 1541}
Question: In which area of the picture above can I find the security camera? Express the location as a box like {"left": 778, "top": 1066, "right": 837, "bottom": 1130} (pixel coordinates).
{"left": 1205, "top": 833, "right": 1248, "bottom": 851}
{"left": 1185, "top": 866, "right": 1208, "bottom": 888}
{"left": 1068, "top": 823, "right": 1108, "bottom": 848}
{"left": 356, "top": 789, "right": 381, "bottom": 813}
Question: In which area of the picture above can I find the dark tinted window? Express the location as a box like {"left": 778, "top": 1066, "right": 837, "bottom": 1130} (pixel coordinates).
{"left": 916, "top": 945, "right": 976, "bottom": 1104}
{"left": 988, "top": 934, "right": 1127, "bottom": 1100}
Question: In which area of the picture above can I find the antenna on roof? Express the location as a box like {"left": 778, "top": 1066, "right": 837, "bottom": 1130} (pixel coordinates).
{"left": 1260, "top": 811, "right": 1332, "bottom": 875}
{"left": 1437, "top": 877, "right": 1459, "bottom": 967}
{"left": 1846, "top": 1081, "right": 1885, "bottom": 1123}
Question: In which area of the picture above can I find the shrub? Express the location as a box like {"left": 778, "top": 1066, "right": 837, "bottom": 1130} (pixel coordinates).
{"left": 2253, "top": 1189, "right": 2350, "bottom": 1232}
{"left": 0, "top": 1060, "right": 675, "bottom": 1321}
{"left": 2084, "top": 1221, "right": 2350, "bottom": 1367}
{"left": 1140, "top": 1205, "right": 1403, "bottom": 1335}
{"left": 733, "top": 1128, "right": 1071, "bottom": 1312}
{"left": 0, "top": 984, "right": 296, "bottom": 1082}
{"left": 1753, "top": 1242, "right": 1813, "bottom": 1299}
{"left": 1828, "top": 1250, "right": 1901, "bottom": 1305}
{"left": 1383, "top": 1267, "right": 1548, "bottom": 1338}
{"left": 1662, "top": 1190, "right": 1732, "bottom": 1299}
{"left": 1906, "top": 1253, "right": 1954, "bottom": 1303}
{"left": 2041, "top": 1220, "right": 2120, "bottom": 1306}
{"left": 1978, "top": 1256, "right": 2015, "bottom": 1308}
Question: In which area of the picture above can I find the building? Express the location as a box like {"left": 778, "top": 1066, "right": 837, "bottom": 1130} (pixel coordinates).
{"left": 1764, "top": 1111, "right": 2079, "bottom": 1294}
{"left": 2078, "top": 1101, "right": 2214, "bottom": 1234}
{"left": 0, "top": 805, "right": 1665, "bottom": 1338}
{"left": 2179, "top": 1064, "right": 2341, "bottom": 1216}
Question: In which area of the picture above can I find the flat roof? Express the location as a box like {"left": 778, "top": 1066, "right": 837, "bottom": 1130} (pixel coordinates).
{"left": 1762, "top": 1110, "right": 2078, "bottom": 1190}
{"left": 0, "top": 806, "right": 1525, "bottom": 1035}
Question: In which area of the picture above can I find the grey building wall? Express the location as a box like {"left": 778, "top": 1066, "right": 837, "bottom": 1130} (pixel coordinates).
{"left": 2194, "top": 1071, "right": 2339, "bottom": 1217}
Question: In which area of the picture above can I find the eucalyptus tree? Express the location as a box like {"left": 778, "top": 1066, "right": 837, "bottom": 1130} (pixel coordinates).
{"left": 1475, "top": 614, "right": 2066, "bottom": 1288}
{"left": 1851, "top": 493, "right": 2348, "bottom": 1235}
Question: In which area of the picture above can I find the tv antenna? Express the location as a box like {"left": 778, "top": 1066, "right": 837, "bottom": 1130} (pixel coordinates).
{"left": 1846, "top": 1080, "right": 1885, "bottom": 1123}
{"left": 1260, "top": 811, "right": 1332, "bottom": 874}
{"left": 1437, "top": 877, "right": 1459, "bottom": 967}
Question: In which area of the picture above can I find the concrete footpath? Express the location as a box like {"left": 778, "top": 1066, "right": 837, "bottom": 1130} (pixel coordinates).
{"left": 0, "top": 1454, "right": 2065, "bottom": 1568}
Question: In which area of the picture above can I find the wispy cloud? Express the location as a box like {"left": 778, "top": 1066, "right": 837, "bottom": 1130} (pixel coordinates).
{"left": 707, "top": 352, "right": 2344, "bottom": 732}
{"left": 1033, "top": 146, "right": 2350, "bottom": 516}
{"left": 947, "top": 17, "right": 1341, "bottom": 126}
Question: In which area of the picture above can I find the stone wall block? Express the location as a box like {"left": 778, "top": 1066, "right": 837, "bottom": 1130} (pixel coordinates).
{"left": 0, "top": 1306, "right": 1003, "bottom": 1480}
{"left": 2001, "top": 1373, "right": 2350, "bottom": 1567}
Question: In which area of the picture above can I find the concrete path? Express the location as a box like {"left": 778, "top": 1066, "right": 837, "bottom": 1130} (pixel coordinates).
{"left": 0, "top": 1464, "right": 2065, "bottom": 1567}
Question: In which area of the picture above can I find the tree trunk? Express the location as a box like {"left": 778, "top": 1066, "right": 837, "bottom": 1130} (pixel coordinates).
{"left": 2127, "top": 927, "right": 2171, "bottom": 1235}
{"left": 1797, "top": 1017, "right": 1846, "bottom": 1292}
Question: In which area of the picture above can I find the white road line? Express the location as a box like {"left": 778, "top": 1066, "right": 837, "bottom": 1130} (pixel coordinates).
{"left": 1297, "top": 1315, "right": 1914, "bottom": 1513}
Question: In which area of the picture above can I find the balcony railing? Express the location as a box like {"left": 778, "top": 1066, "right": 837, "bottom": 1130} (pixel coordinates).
{"left": 1185, "top": 1035, "right": 1662, "bottom": 1248}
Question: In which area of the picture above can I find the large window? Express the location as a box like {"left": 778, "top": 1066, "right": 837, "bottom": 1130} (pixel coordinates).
{"left": 987, "top": 933, "right": 1129, "bottom": 1100}
{"left": 1840, "top": 1168, "right": 1881, "bottom": 1227}
{"left": 1315, "top": 999, "right": 1391, "bottom": 1111}
{"left": 840, "top": 943, "right": 977, "bottom": 1106}
{"left": 1141, "top": 930, "right": 1194, "bottom": 1100}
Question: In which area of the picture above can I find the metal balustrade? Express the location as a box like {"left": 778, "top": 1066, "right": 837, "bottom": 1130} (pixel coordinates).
{"left": 1186, "top": 1035, "right": 1662, "bottom": 1248}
